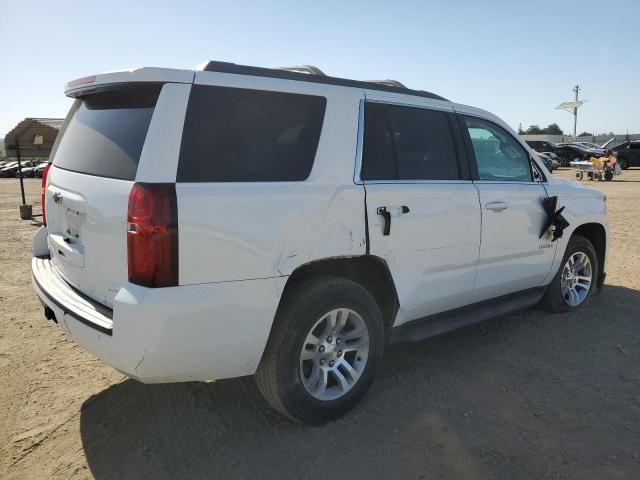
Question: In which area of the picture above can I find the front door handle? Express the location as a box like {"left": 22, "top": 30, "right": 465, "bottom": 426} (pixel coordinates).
{"left": 485, "top": 201, "right": 508, "bottom": 212}
{"left": 377, "top": 205, "right": 410, "bottom": 235}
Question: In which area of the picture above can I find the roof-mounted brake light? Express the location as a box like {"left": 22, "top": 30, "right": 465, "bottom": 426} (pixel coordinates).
{"left": 67, "top": 75, "right": 97, "bottom": 87}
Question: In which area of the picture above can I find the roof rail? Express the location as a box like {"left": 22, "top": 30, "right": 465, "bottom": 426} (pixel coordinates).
{"left": 279, "top": 65, "right": 326, "bottom": 76}
{"left": 198, "top": 61, "right": 447, "bottom": 101}
{"left": 366, "top": 79, "right": 407, "bottom": 88}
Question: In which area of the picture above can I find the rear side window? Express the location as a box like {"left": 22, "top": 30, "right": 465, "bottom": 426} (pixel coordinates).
{"left": 361, "top": 103, "right": 460, "bottom": 181}
{"left": 177, "top": 86, "right": 326, "bottom": 182}
{"left": 51, "top": 85, "right": 161, "bottom": 180}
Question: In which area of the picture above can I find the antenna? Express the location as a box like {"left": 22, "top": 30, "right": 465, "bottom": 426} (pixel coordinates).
{"left": 556, "top": 85, "right": 586, "bottom": 140}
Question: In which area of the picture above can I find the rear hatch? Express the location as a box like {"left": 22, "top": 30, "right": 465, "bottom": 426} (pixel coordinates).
{"left": 45, "top": 84, "right": 162, "bottom": 307}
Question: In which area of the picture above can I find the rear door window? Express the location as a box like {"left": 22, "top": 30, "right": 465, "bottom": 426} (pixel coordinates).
{"left": 51, "top": 85, "right": 161, "bottom": 180}
{"left": 177, "top": 85, "right": 326, "bottom": 182}
{"left": 361, "top": 103, "right": 461, "bottom": 181}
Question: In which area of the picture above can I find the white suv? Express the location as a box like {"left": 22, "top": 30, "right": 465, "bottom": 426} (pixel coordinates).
{"left": 32, "top": 61, "right": 608, "bottom": 424}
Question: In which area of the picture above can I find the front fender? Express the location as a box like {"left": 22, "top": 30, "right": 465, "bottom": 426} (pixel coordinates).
{"left": 541, "top": 181, "right": 608, "bottom": 285}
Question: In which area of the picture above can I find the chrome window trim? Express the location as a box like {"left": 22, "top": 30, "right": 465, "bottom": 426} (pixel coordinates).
{"left": 353, "top": 99, "right": 365, "bottom": 185}
{"left": 361, "top": 179, "right": 473, "bottom": 185}
{"left": 364, "top": 97, "right": 454, "bottom": 112}
{"left": 472, "top": 180, "right": 546, "bottom": 186}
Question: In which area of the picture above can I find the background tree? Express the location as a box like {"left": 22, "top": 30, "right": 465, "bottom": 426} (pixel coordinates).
{"left": 577, "top": 131, "right": 592, "bottom": 137}
{"left": 545, "top": 123, "right": 563, "bottom": 135}
{"left": 525, "top": 125, "right": 543, "bottom": 134}
{"left": 522, "top": 124, "right": 564, "bottom": 135}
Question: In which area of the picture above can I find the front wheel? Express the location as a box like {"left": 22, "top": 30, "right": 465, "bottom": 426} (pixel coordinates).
{"left": 540, "top": 234, "right": 599, "bottom": 313}
{"left": 256, "top": 276, "right": 384, "bottom": 424}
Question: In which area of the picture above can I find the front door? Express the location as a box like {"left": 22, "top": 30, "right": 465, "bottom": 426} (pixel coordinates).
{"left": 360, "top": 96, "right": 481, "bottom": 326}
{"left": 459, "top": 114, "right": 557, "bottom": 301}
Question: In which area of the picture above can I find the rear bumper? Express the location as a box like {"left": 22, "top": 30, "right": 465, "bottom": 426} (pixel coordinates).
{"left": 32, "top": 256, "right": 286, "bottom": 383}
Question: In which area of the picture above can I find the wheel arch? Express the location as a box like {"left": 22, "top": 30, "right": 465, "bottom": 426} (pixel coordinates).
{"left": 279, "top": 255, "right": 400, "bottom": 330}
{"left": 572, "top": 222, "right": 607, "bottom": 286}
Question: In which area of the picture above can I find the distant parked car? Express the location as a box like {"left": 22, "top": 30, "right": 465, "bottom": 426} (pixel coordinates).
{"left": 575, "top": 141, "right": 604, "bottom": 150}
{"left": 610, "top": 140, "right": 640, "bottom": 169}
{"left": 32, "top": 162, "right": 50, "bottom": 178}
{"left": 537, "top": 152, "right": 555, "bottom": 172}
{"left": 557, "top": 142, "right": 606, "bottom": 163}
{"left": 0, "top": 161, "right": 19, "bottom": 177}
{"left": 540, "top": 151, "right": 560, "bottom": 169}
{"left": 525, "top": 140, "right": 570, "bottom": 166}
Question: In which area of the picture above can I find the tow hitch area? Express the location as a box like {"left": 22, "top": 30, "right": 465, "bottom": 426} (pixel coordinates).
{"left": 44, "top": 306, "right": 58, "bottom": 323}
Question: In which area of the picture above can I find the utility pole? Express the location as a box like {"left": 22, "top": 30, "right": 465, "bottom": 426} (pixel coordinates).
{"left": 572, "top": 85, "right": 581, "bottom": 139}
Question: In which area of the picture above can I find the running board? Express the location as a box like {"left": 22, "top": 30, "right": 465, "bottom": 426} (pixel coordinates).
{"left": 389, "top": 287, "right": 546, "bottom": 344}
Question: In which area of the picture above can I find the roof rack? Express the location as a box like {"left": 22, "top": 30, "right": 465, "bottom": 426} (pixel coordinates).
{"left": 199, "top": 61, "right": 447, "bottom": 101}
{"left": 279, "top": 65, "right": 326, "bottom": 76}
{"left": 366, "top": 79, "right": 407, "bottom": 88}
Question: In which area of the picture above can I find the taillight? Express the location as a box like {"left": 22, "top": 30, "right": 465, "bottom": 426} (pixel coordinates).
{"left": 41, "top": 163, "right": 52, "bottom": 226}
{"left": 127, "top": 183, "right": 178, "bottom": 287}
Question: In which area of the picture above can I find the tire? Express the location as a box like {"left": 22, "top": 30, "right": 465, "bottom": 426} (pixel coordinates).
{"left": 540, "top": 234, "right": 599, "bottom": 313}
{"left": 255, "top": 275, "right": 385, "bottom": 424}
{"left": 619, "top": 157, "right": 630, "bottom": 170}
{"left": 575, "top": 171, "right": 583, "bottom": 180}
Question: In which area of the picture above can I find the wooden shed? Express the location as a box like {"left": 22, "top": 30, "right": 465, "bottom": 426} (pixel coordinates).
{"left": 4, "top": 118, "right": 64, "bottom": 159}
{"left": 4, "top": 118, "right": 63, "bottom": 218}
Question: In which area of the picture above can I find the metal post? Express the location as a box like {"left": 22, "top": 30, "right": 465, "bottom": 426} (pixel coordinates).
{"left": 572, "top": 85, "right": 580, "bottom": 140}
{"left": 16, "top": 140, "right": 26, "bottom": 205}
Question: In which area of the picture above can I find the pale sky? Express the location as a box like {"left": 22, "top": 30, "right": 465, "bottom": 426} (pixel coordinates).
{"left": 2, "top": 0, "right": 639, "bottom": 137}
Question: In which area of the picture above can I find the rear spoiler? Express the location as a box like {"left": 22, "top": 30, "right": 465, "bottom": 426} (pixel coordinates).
{"left": 64, "top": 67, "right": 195, "bottom": 97}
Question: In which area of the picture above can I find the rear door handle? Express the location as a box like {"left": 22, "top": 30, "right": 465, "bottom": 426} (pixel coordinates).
{"left": 377, "top": 205, "right": 410, "bottom": 235}
{"left": 485, "top": 201, "right": 508, "bottom": 212}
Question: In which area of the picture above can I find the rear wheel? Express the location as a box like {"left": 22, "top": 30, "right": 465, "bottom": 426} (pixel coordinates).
{"left": 256, "top": 276, "right": 384, "bottom": 424}
{"left": 541, "top": 234, "right": 598, "bottom": 313}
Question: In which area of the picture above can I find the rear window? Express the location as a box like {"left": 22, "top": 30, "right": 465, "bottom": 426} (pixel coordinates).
{"left": 177, "top": 85, "right": 326, "bottom": 182}
{"left": 51, "top": 84, "right": 161, "bottom": 180}
{"left": 361, "top": 102, "right": 461, "bottom": 181}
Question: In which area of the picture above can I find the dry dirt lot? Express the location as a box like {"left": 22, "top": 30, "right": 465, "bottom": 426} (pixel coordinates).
{"left": 1, "top": 172, "right": 639, "bottom": 480}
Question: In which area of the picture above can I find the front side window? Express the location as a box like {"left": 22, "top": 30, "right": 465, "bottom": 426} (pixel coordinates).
{"left": 178, "top": 85, "right": 326, "bottom": 182}
{"left": 464, "top": 117, "right": 532, "bottom": 182}
{"left": 361, "top": 103, "right": 460, "bottom": 181}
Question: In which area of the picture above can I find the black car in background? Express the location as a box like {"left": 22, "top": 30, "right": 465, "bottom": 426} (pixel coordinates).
{"left": 557, "top": 142, "right": 606, "bottom": 164}
{"left": 610, "top": 140, "right": 640, "bottom": 169}
{"left": 526, "top": 140, "right": 609, "bottom": 167}
{"left": 525, "top": 140, "right": 574, "bottom": 166}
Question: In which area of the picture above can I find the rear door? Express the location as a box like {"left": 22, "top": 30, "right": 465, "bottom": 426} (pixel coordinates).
{"left": 45, "top": 83, "right": 175, "bottom": 307}
{"left": 459, "top": 114, "right": 556, "bottom": 301}
{"left": 361, "top": 95, "right": 481, "bottom": 326}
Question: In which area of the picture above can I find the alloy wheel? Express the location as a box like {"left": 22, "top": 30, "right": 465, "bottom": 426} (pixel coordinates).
{"left": 300, "top": 308, "right": 370, "bottom": 401}
{"left": 561, "top": 251, "right": 593, "bottom": 307}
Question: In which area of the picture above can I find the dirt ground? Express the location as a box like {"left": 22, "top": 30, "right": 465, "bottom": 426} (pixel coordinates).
{"left": 1, "top": 171, "right": 638, "bottom": 480}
